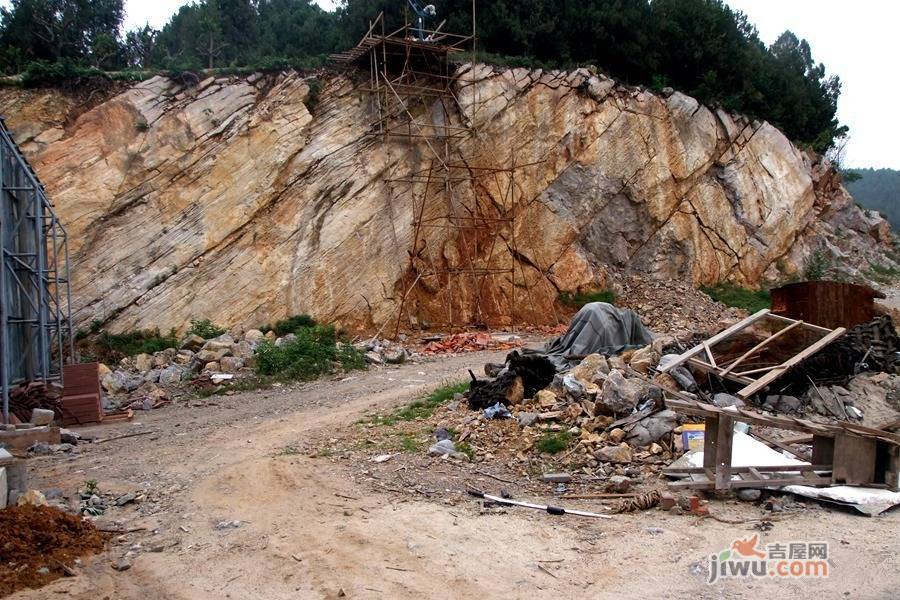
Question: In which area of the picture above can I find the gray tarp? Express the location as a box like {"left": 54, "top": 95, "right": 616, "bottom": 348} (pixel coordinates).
{"left": 540, "top": 302, "right": 654, "bottom": 370}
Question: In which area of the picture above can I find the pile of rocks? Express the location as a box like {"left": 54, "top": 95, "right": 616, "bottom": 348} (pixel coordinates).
{"left": 99, "top": 328, "right": 273, "bottom": 410}
{"left": 614, "top": 273, "right": 743, "bottom": 335}
{"left": 422, "top": 342, "right": 694, "bottom": 475}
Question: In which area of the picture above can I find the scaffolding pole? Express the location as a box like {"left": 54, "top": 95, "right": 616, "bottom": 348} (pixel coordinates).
{"left": 0, "top": 117, "right": 72, "bottom": 423}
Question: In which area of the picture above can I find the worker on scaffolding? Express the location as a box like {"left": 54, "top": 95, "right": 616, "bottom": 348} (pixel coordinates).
{"left": 408, "top": 0, "right": 436, "bottom": 42}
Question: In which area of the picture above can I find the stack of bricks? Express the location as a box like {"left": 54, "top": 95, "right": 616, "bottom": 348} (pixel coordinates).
{"left": 60, "top": 363, "right": 104, "bottom": 426}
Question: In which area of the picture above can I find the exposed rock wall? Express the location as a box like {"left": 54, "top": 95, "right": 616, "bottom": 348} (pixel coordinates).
{"left": 0, "top": 66, "right": 890, "bottom": 333}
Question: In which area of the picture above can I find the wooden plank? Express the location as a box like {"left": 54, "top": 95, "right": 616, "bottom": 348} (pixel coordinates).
{"left": 703, "top": 416, "right": 719, "bottom": 474}
{"left": 750, "top": 430, "right": 811, "bottom": 460}
{"left": 668, "top": 473, "right": 832, "bottom": 490}
{"left": 719, "top": 319, "right": 804, "bottom": 377}
{"left": 733, "top": 365, "right": 781, "bottom": 377}
{"left": 0, "top": 426, "right": 61, "bottom": 450}
{"left": 736, "top": 326, "right": 846, "bottom": 399}
{"left": 886, "top": 445, "right": 900, "bottom": 492}
{"left": 686, "top": 359, "right": 755, "bottom": 385}
{"left": 657, "top": 309, "right": 771, "bottom": 373}
{"left": 832, "top": 433, "right": 876, "bottom": 485}
{"left": 703, "top": 343, "right": 716, "bottom": 368}
{"left": 767, "top": 312, "right": 833, "bottom": 333}
{"left": 663, "top": 464, "right": 832, "bottom": 474}
{"left": 811, "top": 435, "right": 835, "bottom": 466}
{"left": 714, "top": 415, "right": 734, "bottom": 490}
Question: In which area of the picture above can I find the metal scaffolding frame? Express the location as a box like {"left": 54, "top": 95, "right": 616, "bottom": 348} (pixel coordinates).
{"left": 0, "top": 117, "right": 73, "bottom": 423}
{"left": 331, "top": 4, "right": 547, "bottom": 335}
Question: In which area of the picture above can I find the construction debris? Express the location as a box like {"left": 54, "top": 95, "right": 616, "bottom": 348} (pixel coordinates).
{"left": 467, "top": 488, "right": 612, "bottom": 519}
{"left": 421, "top": 332, "right": 523, "bottom": 355}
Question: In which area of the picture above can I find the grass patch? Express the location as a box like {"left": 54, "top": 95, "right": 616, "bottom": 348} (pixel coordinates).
{"left": 535, "top": 431, "right": 573, "bottom": 454}
{"left": 455, "top": 440, "right": 475, "bottom": 460}
{"left": 186, "top": 318, "right": 225, "bottom": 339}
{"left": 399, "top": 434, "right": 423, "bottom": 453}
{"left": 261, "top": 314, "right": 317, "bottom": 337}
{"left": 701, "top": 283, "right": 771, "bottom": 313}
{"left": 362, "top": 381, "right": 469, "bottom": 427}
{"left": 274, "top": 445, "right": 302, "bottom": 456}
{"left": 254, "top": 324, "right": 364, "bottom": 381}
{"left": 80, "top": 328, "right": 178, "bottom": 363}
{"left": 559, "top": 289, "right": 616, "bottom": 308}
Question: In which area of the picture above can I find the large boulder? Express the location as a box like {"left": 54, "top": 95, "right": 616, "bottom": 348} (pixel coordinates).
{"left": 243, "top": 329, "right": 265, "bottom": 344}
{"left": 158, "top": 365, "right": 187, "bottom": 385}
{"left": 101, "top": 370, "right": 143, "bottom": 394}
{"left": 598, "top": 370, "right": 645, "bottom": 414}
{"left": 180, "top": 334, "right": 205, "bottom": 351}
{"left": 594, "top": 443, "right": 633, "bottom": 464}
{"left": 625, "top": 409, "right": 678, "bottom": 446}
{"left": 570, "top": 354, "right": 611, "bottom": 386}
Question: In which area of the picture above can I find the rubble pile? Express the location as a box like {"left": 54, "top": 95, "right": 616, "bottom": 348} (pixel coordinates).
{"left": 420, "top": 332, "right": 523, "bottom": 355}
{"left": 615, "top": 274, "right": 744, "bottom": 334}
{"left": 98, "top": 328, "right": 274, "bottom": 410}
{"left": 416, "top": 345, "right": 687, "bottom": 478}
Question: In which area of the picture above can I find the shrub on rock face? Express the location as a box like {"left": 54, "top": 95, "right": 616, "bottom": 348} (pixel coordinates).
{"left": 263, "top": 314, "right": 318, "bottom": 337}
{"left": 186, "top": 318, "right": 226, "bottom": 339}
{"left": 254, "top": 324, "right": 364, "bottom": 380}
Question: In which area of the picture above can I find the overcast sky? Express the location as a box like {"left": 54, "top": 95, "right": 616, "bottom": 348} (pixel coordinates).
{"left": 113, "top": 1, "right": 898, "bottom": 169}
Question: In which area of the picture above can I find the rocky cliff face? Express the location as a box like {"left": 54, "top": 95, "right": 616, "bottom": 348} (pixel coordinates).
{"left": 0, "top": 66, "right": 891, "bottom": 333}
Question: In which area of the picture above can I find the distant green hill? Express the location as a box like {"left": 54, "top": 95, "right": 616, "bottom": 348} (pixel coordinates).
{"left": 846, "top": 168, "right": 900, "bottom": 229}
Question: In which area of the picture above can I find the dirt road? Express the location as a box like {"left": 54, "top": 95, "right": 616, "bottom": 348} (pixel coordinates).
{"left": 13, "top": 352, "right": 900, "bottom": 599}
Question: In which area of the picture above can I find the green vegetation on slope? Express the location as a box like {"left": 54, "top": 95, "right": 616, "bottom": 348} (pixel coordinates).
{"left": 846, "top": 168, "right": 900, "bottom": 229}
{"left": 701, "top": 283, "right": 771, "bottom": 313}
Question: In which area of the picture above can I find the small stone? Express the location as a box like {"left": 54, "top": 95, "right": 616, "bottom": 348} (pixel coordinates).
{"left": 541, "top": 472, "right": 572, "bottom": 483}
{"left": 535, "top": 390, "right": 557, "bottom": 409}
{"left": 134, "top": 353, "right": 153, "bottom": 373}
{"left": 427, "top": 439, "right": 457, "bottom": 457}
{"left": 608, "top": 427, "right": 627, "bottom": 443}
{"left": 215, "top": 520, "right": 242, "bottom": 530}
{"left": 517, "top": 412, "right": 539, "bottom": 428}
{"left": 60, "top": 427, "right": 80, "bottom": 444}
{"left": 594, "top": 443, "right": 632, "bottom": 464}
{"left": 383, "top": 349, "right": 407, "bottom": 364}
{"left": 37, "top": 567, "right": 50, "bottom": 575}
{"left": 648, "top": 442, "right": 663, "bottom": 455}
{"left": 112, "top": 557, "right": 132, "bottom": 571}
{"left": 433, "top": 427, "right": 451, "bottom": 441}
{"left": 244, "top": 329, "right": 265, "bottom": 344}
{"left": 605, "top": 475, "right": 632, "bottom": 493}
{"left": 219, "top": 356, "right": 244, "bottom": 372}
{"left": 115, "top": 492, "right": 137, "bottom": 506}
{"left": 364, "top": 351, "right": 384, "bottom": 365}
{"left": 713, "top": 393, "right": 744, "bottom": 408}
{"left": 30, "top": 408, "right": 55, "bottom": 426}
{"left": 737, "top": 488, "right": 762, "bottom": 502}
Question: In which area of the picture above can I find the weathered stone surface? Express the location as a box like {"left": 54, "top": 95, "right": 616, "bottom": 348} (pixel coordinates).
{"left": 598, "top": 370, "right": 644, "bottom": 414}
{"left": 0, "top": 68, "right": 891, "bottom": 333}
{"left": 180, "top": 335, "right": 205, "bottom": 351}
{"left": 570, "top": 354, "right": 610, "bottom": 386}
{"left": 594, "top": 443, "right": 633, "bottom": 464}
{"left": 158, "top": 365, "right": 186, "bottom": 385}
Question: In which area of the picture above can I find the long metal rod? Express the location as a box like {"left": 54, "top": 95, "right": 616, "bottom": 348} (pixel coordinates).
{"left": 0, "top": 143, "right": 9, "bottom": 424}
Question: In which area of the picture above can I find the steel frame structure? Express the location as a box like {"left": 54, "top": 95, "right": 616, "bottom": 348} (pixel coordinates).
{"left": 332, "top": 5, "right": 549, "bottom": 335}
{"left": 0, "top": 117, "right": 73, "bottom": 423}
